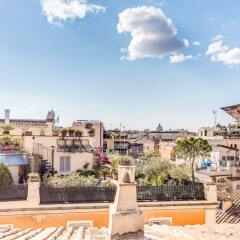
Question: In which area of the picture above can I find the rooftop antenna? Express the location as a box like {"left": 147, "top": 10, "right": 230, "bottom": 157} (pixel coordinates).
{"left": 213, "top": 110, "right": 218, "bottom": 127}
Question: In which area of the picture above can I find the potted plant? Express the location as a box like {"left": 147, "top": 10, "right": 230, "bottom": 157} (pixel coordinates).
{"left": 88, "top": 128, "right": 95, "bottom": 137}
{"left": 13, "top": 138, "right": 21, "bottom": 151}
{"left": 53, "top": 129, "right": 59, "bottom": 136}
{"left": 61, "top": 129, "right": 67, "bottom": 139}
{"left": 85, "top": 123, "right": 93, "bottom": 129}
{"left": 75, "top": 130, "right": 83, "bottom": 137}
{"left": 28, "top": 172, "right": 40, "bottom": 182}
{"left": 1, "top": 125, "right": 14, "bottom": 135}
{"left": 68, "top": 128, "right": 75, "bottom": 137}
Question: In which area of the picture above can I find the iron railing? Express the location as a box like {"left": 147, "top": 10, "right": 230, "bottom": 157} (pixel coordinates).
{"left": 0, "top": 184, "right": 28, "bottom": 201}
{"left": 40, "top": 183, "right": 205, "bottom": 204}
{"left": 137, "top": 184, "right": 205, "bottom": 201}
{"left": 40, "top": 186, "right": 116, "bottom": 204}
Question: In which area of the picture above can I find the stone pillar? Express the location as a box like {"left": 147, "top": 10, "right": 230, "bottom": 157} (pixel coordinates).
{"left": 27, "top": 174, "right": 40, "bottom": 205}
{"left": 204, "top": 182, "right": 217, "bottom": 203}
{"left": 118, "top": 166, "right": 135, "bottom": 183}
{"left": 204, "top": 182, "right": 217, "bottom": 224}
{"left": 205, "top": 208, "right": 216, "bottom": 224}
{"left": 108, "top": 166, "right": 144, "bottom": 240}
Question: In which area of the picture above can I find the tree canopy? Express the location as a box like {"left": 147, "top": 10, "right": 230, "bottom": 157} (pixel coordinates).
{"left": 176, "top": 137, "right": 212, "bottom": 182}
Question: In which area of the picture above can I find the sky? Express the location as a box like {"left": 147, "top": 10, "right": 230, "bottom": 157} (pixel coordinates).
{"left": 0, "top": 0, "right": 240, "bottom": 131}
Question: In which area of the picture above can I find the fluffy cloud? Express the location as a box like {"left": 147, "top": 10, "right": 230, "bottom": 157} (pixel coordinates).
{"left": 192, "top": 41, "right": 201, "bottom": 46}
{"left": 206, "top": 41, "right": 228, "bottom": 55}
{"left": 41, "top": 0, "right": 106, "bottom": 24}
{"left": 211, "top": 34, "right": 223, "bottom": 41}
{"left": 206, "top": 39, "right": 240, "bottom": 65}
{"left": 211, "top": 48, "right": 240, "bottom": 65}
{"left": 170, "top": 54, "right": 193, "bottom": 63}
{"left": 117, "top": 6, "right": 188, "bottom": 60}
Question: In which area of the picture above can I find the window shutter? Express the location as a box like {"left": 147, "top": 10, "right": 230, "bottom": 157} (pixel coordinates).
{"left": 66, "top": 156, "right": 71, "bottom": 172}
{"left": 60, "top": 156, "right": 64, "bottom": 172}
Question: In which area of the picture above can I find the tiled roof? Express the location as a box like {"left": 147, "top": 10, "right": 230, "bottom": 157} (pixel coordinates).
{"left": 1, "top": 224, "right": 239, "bottom": 240}
{"left": 0, "top": 119, "right": 47, "bottom": 126}
{"left": 145, "top": 224, "right": 240, "bottom": 240}
{"left": 0, "top": 226, "right": 107, "bottom": 240}
{"left": 217, "top": 187, "right": 240, "bottom": 223}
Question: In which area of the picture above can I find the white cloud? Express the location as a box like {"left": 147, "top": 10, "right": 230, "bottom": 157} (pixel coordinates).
{"left": 41, "top": 0, "right": 106, "bottom": 24}
{"left": 206, "top": 38, "right": 240, "bottom": 65}
{"left": 206, "top": 41, "right": 228, "bottom": 55}
{"left": 117, "top": 6, "right": 188, "bottom": 60}
{"left": 192, "top": 41, "right": 201, "bottom": 46}
{"left": 211, "top": 34, "right": 223, "bottom": 41}
{"left": 170, "top": 54, "right": 193, "bottom": 63}
{"left": 211, "top": 48, "right": 240, "bottom": 65}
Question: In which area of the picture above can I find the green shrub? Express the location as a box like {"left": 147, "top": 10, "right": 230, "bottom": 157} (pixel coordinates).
{"left": 143, "top": 158, "right": 171, "bottom": 186}
{"left": 169, "top": 165, "right": 190, "bottom": 184}
{"left": 109, "top": 154, "right": 133, "bottom": 173}
{"left": 44, "top": 173, "right": 98, "bottom": 188}
{"left": 0, "top": 163, "right": 13, "bottom": 185}
{"left": 100, "top": 181, "right": 116, "bottom": 187}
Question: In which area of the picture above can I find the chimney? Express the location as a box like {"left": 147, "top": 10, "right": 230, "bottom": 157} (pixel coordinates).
{"left": 4, "top": 109, "right": 10, "bottom": 125}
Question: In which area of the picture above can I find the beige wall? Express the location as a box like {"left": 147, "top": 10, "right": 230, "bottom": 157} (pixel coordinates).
{"left": 23, "top": 136, "right": 94, "bottom": 172}
{"left": 0, "top": 122, "right": 53, "bottom": 136}
{"left": 72, "top": 121, "right": 103, "bottom": 148}
{"left": 55, "top": 152, "right": 93, "bottom": 173}
{"left": 159, "top": 144, "right": 176, "bottom": 161}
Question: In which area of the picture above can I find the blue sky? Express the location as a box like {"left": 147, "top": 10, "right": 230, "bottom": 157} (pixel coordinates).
{"left": 0, "top": 0, "right": 240, "bottom": 131}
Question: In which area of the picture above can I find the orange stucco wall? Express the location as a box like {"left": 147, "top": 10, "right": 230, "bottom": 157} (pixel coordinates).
{"left": 143, "top": 209, "right": 205, "bottom": 226}
{"left": 0, "top": 208, "right": 205, "bottom": 229}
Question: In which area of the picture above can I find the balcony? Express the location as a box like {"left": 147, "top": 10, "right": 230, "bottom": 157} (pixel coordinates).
{"left": 114, "top": 142, "right": 129, "bottom": 150}
{"left": 57, "top": 139, "right": 93, "bottom": 153}
{"left": 0, "top": 144, "right": 21, "bottom": 153}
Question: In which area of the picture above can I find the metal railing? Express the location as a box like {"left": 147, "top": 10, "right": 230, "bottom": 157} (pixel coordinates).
{"left": 40, "top": 186, "right": 116, "bottom": 203}
{"left": 137, "top": 184, "right": 205, "bottom": 201}
{"left": 39, "top": 183, "right": 205, "bottom": 204}
{"left": 33, "top": 143, "right": 51, "bottom": 162}
{"left": 0, "top": 184, "right": 28, "bottom": 201}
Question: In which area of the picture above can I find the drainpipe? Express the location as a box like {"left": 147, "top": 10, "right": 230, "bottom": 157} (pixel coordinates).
{"left": 51, "top": 146, "right": 55, "bottom": 173}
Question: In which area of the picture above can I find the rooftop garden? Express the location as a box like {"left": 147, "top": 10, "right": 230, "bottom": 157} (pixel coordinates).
{"left": 104, "top": 130, "right": 128, "bottom": 139}
{"left": 0, "top": 135, "right": 22, "bottom": 152}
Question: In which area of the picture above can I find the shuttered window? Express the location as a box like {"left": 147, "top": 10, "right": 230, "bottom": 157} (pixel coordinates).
{"left": 59, "top": 156, "right": 71, "bottom": 173}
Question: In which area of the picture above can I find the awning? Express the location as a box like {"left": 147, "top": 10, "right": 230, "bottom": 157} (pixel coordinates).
{"left": 0, "top": 154, "right": 28, "bottom": 166}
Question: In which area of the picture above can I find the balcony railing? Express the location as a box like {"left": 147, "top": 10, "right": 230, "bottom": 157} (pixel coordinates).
{"left": 0, "top": 144, "right": 21, "bottom": 153}
{"left": 0, "top": 184, "right": 28, "bottom": 201}
{"left": 39, "top": 183, "right": 205, "bottom": 204}
{"left": 57, "top": 139, "right": 93, "bottom": 152}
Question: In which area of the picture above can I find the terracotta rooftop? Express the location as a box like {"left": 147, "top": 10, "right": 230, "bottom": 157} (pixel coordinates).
{"left": 1, "top": 224, "right": 240, "bottom": 240}
{"left": 217, "top": 187, "right": 240, "bottom": 223}
{"left": 0, "top": 119, "right": 47, "bottom": 126}
{"left": 145, "top": 224, "right": 240, "bottom": 240}
{"left": 221, "top": 104, "right": 240, "bottom": 122}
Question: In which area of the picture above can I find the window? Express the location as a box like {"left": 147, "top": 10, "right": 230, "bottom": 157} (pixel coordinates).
{"left": 59, "top": 156, "right": 71, "bottom": 173}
